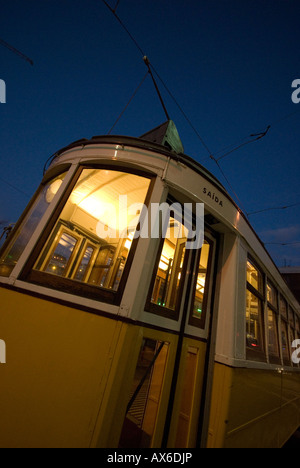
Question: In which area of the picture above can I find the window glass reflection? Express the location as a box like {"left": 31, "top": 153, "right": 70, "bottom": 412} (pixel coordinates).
{"left": 34, "top": 169, "right": 151, "bottom": 292}
{"left": 281, "top": 322, "right": 290, "bottom": 361}
{"left": 0, "top": 173, "right": 67, "bottom": 277}
{"left": 247, "top": 260, "right": 263, "bottom": 293}
{"left": 119, "top": 339, "right": 169, "bottom": 448}
{"left": 268, "top": 308, "right": 280, "bottom": 359}
{"left": 74, "top": 246, "right": 95, "bottom": 282}
{"left": 246, "top": 290, "right": 264, "bottom": 353}
{"left": 150, "top": 218, "right": 187, "bottom": 312}
{"left": 191, "top": 241, "right": 210, "bottom": 323}
{"left": 45, "top": 232, "right": 78, "bottom": 276}
{"left": 267, "top": 283, "right": 278, "bottom": 308}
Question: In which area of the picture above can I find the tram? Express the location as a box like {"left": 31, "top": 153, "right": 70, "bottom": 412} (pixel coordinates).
{"left": 0, "top": 120, "right": 299, "bottom": 448}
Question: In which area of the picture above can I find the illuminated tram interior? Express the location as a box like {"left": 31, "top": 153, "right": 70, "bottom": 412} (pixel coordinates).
{"left": 0, "top": 123, "right": 299, "bottom": 448}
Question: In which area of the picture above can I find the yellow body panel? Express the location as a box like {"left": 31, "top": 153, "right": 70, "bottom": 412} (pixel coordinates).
{"left": 0, "top": 287, "right": 125, "bottom": 447}
{"left": 1, "top": 285, "right": 300, "bottom": 448}
{"left": 0, "top": 286, "right": 179, "bottom": 448}
{"left": 207, "top": 363, "right": 233, "bottom": 448}
{"left": 167, "top": 338, "right": 207, "bottom": 448}
{"left": 208, "top": 362, "right": 300, "bottom": 448}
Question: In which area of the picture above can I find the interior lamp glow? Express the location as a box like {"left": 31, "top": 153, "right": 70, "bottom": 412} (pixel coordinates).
{"left": 46, "top": 179, "right": 63, "bottom": 203}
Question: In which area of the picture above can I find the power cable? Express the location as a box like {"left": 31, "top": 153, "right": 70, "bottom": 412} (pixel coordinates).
{"left": 101, "top": 0, "right": 146, "bottom": 57}
{"left": 113, "top": 0, "right": 121, "bottom": 12}
{"left": 150, "top": 64, "right": 213, "bottom": 156}
{"left": 248, "top": 202, "right": 300, "bottom": 216}
{"left": 0, "top": 176, "right": 31, "bottom": 198}
{"left": 101, "top": 0, "right": 247, "bottom": 209}
{"left": 100, "top": 0, "right": 300, "bottom": 221}
{"left": 0, "top": 38, "right": 33, "bottom": 66}
{"left": 216, "top": 126, "right": 270, "bottom": 162}
{"left": 100, "top": 0, "right": 212, "bottom": 157}
{"left": 265, "top": 241, "right": 300, "bottom": 246}
{"left": 108, "top": 70, "right": 149, "bottom": 134}
{"left": 210, "top": 158, "right": 248, "bottom": 215}
{"left": 143, "top": 57, "right": 170, "bottom": 121}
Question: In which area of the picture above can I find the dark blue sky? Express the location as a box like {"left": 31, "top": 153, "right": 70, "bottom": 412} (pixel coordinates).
{"left": 1, "top": 0, "right": 300, "bottom": 266}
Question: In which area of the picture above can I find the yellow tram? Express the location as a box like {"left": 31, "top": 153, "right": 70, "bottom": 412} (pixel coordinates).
{"left": 0, "top": 121, "right": 299, "bottom": 448}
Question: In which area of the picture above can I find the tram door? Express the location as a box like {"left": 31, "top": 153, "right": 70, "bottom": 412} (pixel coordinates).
{"left": 119, "top": 229, "right": 217, "bottom": 449}
{"left": 119, "top": 338, "right": 170, "bottom": 448}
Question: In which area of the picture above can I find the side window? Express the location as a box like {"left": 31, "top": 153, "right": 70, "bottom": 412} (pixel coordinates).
{"left": 43, "top": 231, "right": 79, "bottom": 276}
{"left": 189, "top": 238, "right": 214, "bottom": 329}
{"left": 280, "top": 297, "right": 290, "bottom": 365}
{"left": 146, "top": 208, "right": 189, "bottom": 320}
{"left": 267, "top": 282, "right": 280, "bottom": 364}
{"left": 246, "top": 259, "right": 266, "bottom": 362}
{"left": 289, "top": 308, "right": 297, "bottom": 366}
{"left": 22, "top": 168, "right": 152, "bottom": 304}
{"left": 0, "top": 172, "right": 67, "bottom": 277}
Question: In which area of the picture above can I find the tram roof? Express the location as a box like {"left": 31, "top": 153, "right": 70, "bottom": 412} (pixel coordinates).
{"left": 53, "top": 121, "right": 226, "bottom": 195}
{"left": 46, "top": 123, "right": 300, "bottom": 310}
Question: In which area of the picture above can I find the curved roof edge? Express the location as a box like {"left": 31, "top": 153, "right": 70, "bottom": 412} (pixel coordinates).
{"left": 51, "top": 133, "right": 226, "bottom": 192}
{"left": 43, "top": 131, "right": 300, "bottom": 309}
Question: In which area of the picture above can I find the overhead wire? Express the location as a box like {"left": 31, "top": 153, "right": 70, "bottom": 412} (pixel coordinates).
{"left": 108, "top": 70, "right": 149, "bottom": 134}
{"left": 205, "top": 107, "right": 300, "bottom": 215}
{"left": 0, "top": 38, "right": 33, "bottom": 66}
{"left": 216, "top": 126, "right": 271, "bottom": 162}
{"left": 100, "top": 0, "right": 256, "bottom": 212}
{"left": 99, "top": 1, "right": 252, "bottom": 211}
{"left": 149, "top": 63, "right": 213, "bottom": 156}
{"left": 201, "top": 107, "right": 300, "bottom": 165}
{"left": 0, "top": 176, "right": 31, "bottom": 198}
{"left": 101, "top": 0, "right": 146, "bottom": 57}
{"left": 101, "top": 0, "right": 300, "bottom": 225}
{"left": 113, "top": 0, "right": 121, "bottom": 13}
{"left": 248, "top": 201, "right": 300, "bottom": 216}
{"left": 265, "top": 242, "right": 300, "bottom": 246}
{"left": 100, "top": 0, "right": 213, "bottom": 156}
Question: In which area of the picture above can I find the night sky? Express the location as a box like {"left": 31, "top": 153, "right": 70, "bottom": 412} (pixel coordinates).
{"left": 1, "top": 0, "right": 300, "bottom": 267}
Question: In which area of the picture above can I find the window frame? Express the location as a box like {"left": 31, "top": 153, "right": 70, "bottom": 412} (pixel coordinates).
{"left": 0, "top": 166, "right": 70, "bottom": 278}
{"left": 266, "top": 281, "right": 281, "bottom": 365}
{"left": 246, "top": 256, "right": 266, "bottom": 362}
{"left": 280, "top": 295, "right": 291, "bottom": 366}
{"left": 188, "top": 236, "right": 214, "bottom": 330}
{"left": 289, "top": 307, "right": 298, "bottom": 367}
{"left": 20, "top": 164, "right": 156, "bottom": 306}
{"left": 144, "top": 210, "right": 191, "bottom": 321}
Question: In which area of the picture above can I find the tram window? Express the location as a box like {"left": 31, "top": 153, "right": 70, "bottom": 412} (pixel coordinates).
{"left": 189, "top": 239, "right": 213, "bottom": 329}
{"left": 281, "top": 320, "right": 290, "bottom": 364}
{"left": 247, "top": 260, "right": 263, "bottom": 294}
{"left": 296, "top": 316, "right": 300, "bottom": 336}
{"left": 267, "top": 282, "right": 278, "bottom": 309}
{"left": 289, "top": 308, "right": 295, "bottom": 328}
{"left": 280, "top": 296, "right": 288, "bottom": 320}
{"left": 146, "top": 215, "right": 188, "bottom": 319}
{"left": 246, "top": 259, "right": 266, "bottom": 361}
{"left": 31, "top": 168, "right": 151, "bottom": 296}
{"left": 289, "top": 309, "right": 297, "bottom": 366}
{"left": 119, "top": 339, "right": 169, "bottom": 448}
{"left": 268, "top": 308, "right": 280, "bottom": 363}
{"left": 0, "top": 172, "right": 67, "bottom": 277}
{"left": 246, "top": 290, "right": 265, "bottom": 359}
{"left": 267, "top": 282, "right": 280, "bottom": 363}
{"left": 44, "top": 231, "right": 79, "bottom": 277}
{"left": 74, "top": 245, "right": 95, "bottom": 282}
